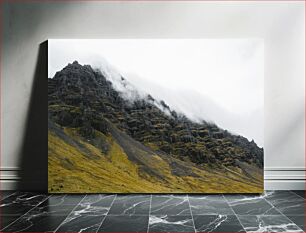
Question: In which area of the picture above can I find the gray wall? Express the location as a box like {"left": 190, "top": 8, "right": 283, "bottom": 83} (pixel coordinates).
{"left": 1, "top": 1, "right": 304, "bottom": 190}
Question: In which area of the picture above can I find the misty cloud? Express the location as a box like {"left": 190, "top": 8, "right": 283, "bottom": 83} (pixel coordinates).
{"left": 48, "top": 39, "right": 264, "bottom": 147}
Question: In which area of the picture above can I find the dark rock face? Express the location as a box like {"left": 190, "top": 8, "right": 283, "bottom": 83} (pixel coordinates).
{"left": 48, "top": 61, "right": 263, "bottom": 169}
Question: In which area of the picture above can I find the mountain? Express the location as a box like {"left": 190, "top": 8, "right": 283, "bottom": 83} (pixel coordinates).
{"left": 48, "top": 61, "right": 263, "bottom": 193}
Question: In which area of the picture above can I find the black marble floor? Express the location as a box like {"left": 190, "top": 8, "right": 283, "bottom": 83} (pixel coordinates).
{"left": 0, "top": 190, "right": 304, "bottom": 232}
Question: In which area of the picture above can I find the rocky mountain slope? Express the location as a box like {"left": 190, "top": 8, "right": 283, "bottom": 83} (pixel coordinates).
{"left": 48, "top": 61, "right": 263, "bottom": 193}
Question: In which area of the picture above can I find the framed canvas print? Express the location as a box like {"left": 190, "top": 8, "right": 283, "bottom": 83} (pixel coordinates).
{"left": 48, "top": 39, "right": 264, "bottom": 193}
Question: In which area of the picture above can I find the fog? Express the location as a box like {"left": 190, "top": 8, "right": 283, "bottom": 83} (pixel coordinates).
{"left": 49, "top": 39, "right": 264, "bottom": 147}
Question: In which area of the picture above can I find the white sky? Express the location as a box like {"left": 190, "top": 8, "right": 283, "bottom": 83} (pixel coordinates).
{"left": 49, "top": 39, "right": 264, "bottom": 147}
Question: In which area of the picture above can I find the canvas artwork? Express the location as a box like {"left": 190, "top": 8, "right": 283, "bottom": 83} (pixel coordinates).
{"left": 48, "top": 39, "right": 264, "bottom": 193}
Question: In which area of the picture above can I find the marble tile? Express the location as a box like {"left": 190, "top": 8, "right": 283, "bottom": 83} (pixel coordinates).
{"left": 108, "top": 195, "right": 150, "bottom": 215}
{"left": 224, "top": 194, "right": 281, "bottom": 215}
{"left": 26, "top": 194, "right": 85, "bottom": 216}
{"left": 193, "top": 215, "right": 245, "bottom": 232}
{"left": 29, "top": 204, "right": 79, "bottom": 216}
{"left": 151, "top": 195, "right": 191, "bottom": 216}
{"left": 0, "top": 191, "right": 304, "bottom": 233}
{"left": 0, "top": 215, "right": 23, "bottom": 231}
{"left": 73, "top": 194, "right": 115, "bottom": 215}
{"left": 0, "top": 191, "right": 16, "bottom": 201}
{"left": 98, "top": 215, "right": 149, "bottom": 232}
{"left": 238, "top": 215, "right": 303, "bottom": 233}
{"left": 264, "top": 191, "right": 304, "bottom": 215}
{"left": 56, "top": 213, "right": 105, "bottom": 232}
{"left": 79, "top": 194, "right": 116, "bottom": 206}
{"left": 0, "top": 192, "right": 49, "bottom": 216}
{"left": 264, "top": 190, "right": 304, "bottom": 200}
{"left": 48, "top": 194, "right": 86, "bottom": 206}
{"left": 286, "top": 215, "right": 305, "bottom": 230}
{"left": 291, "top": 191, "right": 305, "bottom": 199}
{"left": 54, "top": 195, "right": 114, "bottom": 232}
{"left": 148, "top": 215, "right": 195, "bottom": 233}
{"left": 2, "top": 214, "right": 67, "bottom": 232}
{"left": 1, "top": 194, "right": 85, "bottom": 231}
{"left": 188, "top": 195, "right": 234, "bottom": 215}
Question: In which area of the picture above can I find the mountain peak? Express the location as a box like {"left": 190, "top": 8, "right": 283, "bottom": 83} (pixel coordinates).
{"left": 65, "top": 60, "right": 83, "bottom": 69}
{"left": 49, "top": 62, "right": 263, "bottom": 169}
{"left": 64, "top": 61, "right": 93, "bottom": 72}
{"left": 52, "top": 62, "right": 111, "bottom": 91}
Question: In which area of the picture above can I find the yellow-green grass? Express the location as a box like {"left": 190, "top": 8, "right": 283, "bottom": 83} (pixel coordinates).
{"left": 48, "top": 127, "right": 263, "bottom": 193}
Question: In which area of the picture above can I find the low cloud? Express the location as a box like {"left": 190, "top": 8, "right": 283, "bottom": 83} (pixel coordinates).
{"left": 93, "top": 62, "right": 264, "bottom": 147}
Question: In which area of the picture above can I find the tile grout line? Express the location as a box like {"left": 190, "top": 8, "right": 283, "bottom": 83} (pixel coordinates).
{"left": 289, "top": 190, "right": 305, "bottom": 200}
{"left": 54, "top": 194, "right": 87, "bottom": 233}
{"left": 187, "top": 194, "right": 197, "bottom": 233}
{"left": 222, "top": 194, "right": 247, "bottom": 232}
{"left": 96, "top": 194, "right": 117, "bottom": 233}
{"left": 263, "top": 195, "right": 304, "bottom": 232}
{"left": 146, "top": 194, "right": 152, "bottom": 233}
{"left": 1, "top": 193, "right": 52, "bottom": 231}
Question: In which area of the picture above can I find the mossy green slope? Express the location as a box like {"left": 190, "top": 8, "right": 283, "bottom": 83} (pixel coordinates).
{"left": 48, "top": 122, "right": 263, "bottom": 193}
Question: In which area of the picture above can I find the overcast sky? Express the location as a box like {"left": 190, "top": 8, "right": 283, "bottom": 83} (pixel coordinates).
{"left": 49, "top": 39, "right": 264, "bottom": 147}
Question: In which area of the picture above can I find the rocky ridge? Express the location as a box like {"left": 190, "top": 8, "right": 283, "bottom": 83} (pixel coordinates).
{"left": 48, "top": 61, "right": 263, "bottom": 169}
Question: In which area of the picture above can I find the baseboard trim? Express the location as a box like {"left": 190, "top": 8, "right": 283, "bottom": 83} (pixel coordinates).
{"left": 0, "top": 180, "right": 20, "bottom": 190}
{"left": 0, "top": 167, "right": 304, "bottom": 190}
{"left": 264, "top": 168, "right": 305, "bottom": 185}
{"left": 264, "top": 180, "right": 305, "bottom": 190}
{"left": 265, "top": 167, "right": 306, "bottom": 171}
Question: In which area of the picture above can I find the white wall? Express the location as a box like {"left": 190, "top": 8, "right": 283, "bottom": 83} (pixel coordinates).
{"left": 1, "top": 1, "right": 304, "bottom": 190}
